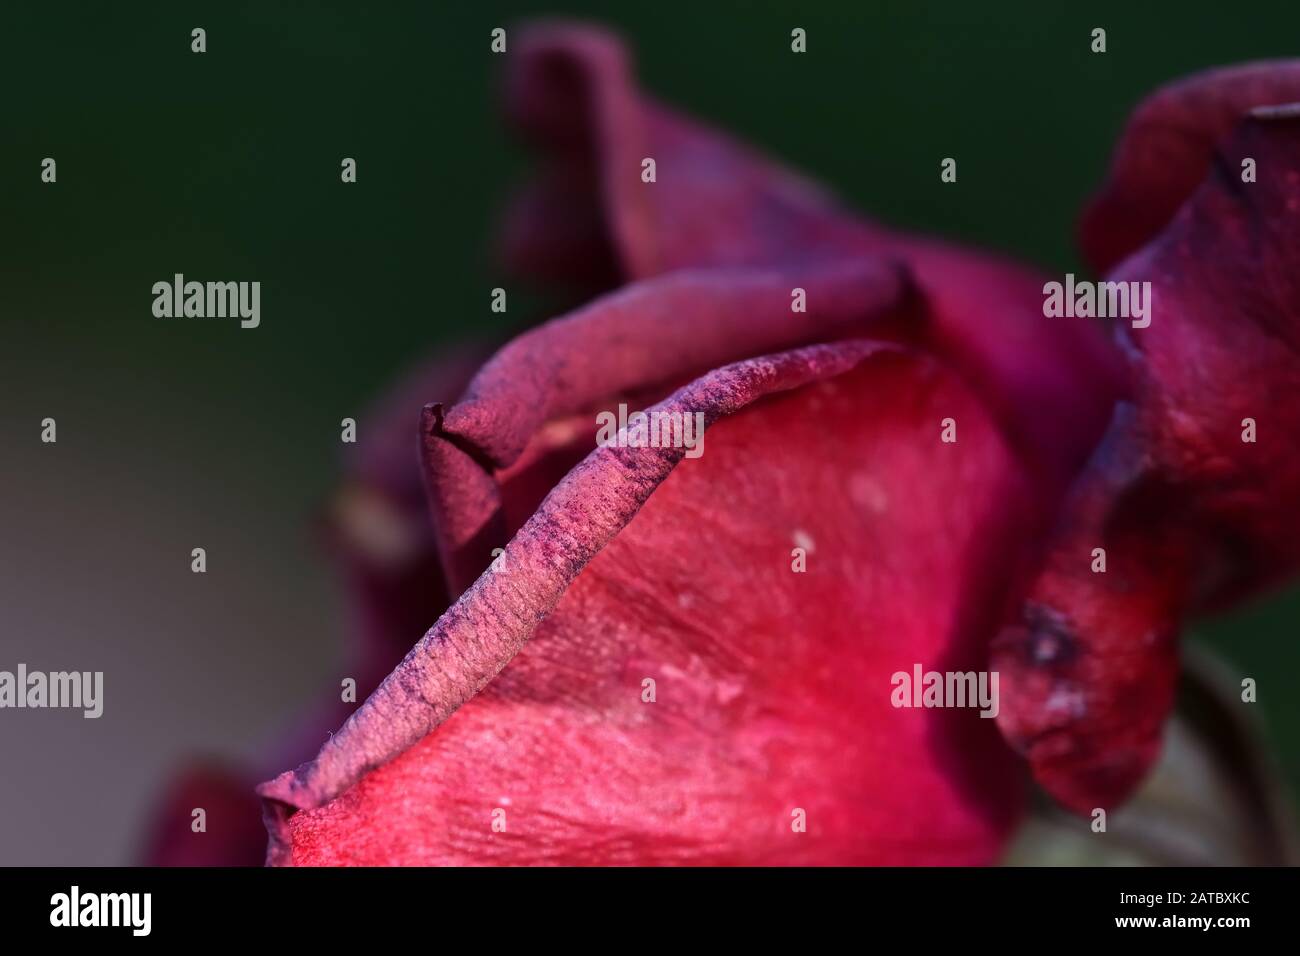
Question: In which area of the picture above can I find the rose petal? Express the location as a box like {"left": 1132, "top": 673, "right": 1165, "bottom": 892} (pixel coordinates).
{"left": 267, "top": 351, "right": 495, "bottom": 815}
{"left": 1004, "top": 646, "right": 1300, "bottom": 866}
{"left": 994, "top": 108, "right": 1300, "bottom": 814}
{"left": 1079, "top": 60, "right": 1300, "bottom": 274}
{"left": 422, "top": 261, "right": 915, "bottom": 595}
{"left": 501, "top": 23, "right": 1125, "bottom": 497}
{"left": 889, "top": 236, "right": 1126, "bottom": 489}
{"left": 261, "top": 342, "right": 1034, "bottom": 865}
{"left": 501, "top": 22, "right": 870, "bottom": 283}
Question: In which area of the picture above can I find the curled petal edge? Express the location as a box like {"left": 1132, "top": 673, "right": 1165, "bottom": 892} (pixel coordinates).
{"left": 259, "top": 338, "right": 907, "bottom": 865}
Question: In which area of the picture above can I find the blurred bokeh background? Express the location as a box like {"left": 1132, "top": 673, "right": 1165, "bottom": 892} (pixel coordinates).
{"left": 1, "top": 0, "right": 1296, "bottom": 864}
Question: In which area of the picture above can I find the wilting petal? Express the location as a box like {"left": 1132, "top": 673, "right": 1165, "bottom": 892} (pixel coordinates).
{"left": 261, "top": 341, "right": 1037, "bottom": 865}
{"left": 422, "top": 261, "right": 914, "bottom": 595}
{"left": 501, "top": 22, "right": 871, "bottom": 282}
{"left": 1005, "top": 646, "right": 1299, "bottom": 866}
{"left": 1079, "top": 60, "right": 1300, "bottom": 274}
{"left": 995, "top": 108, "right": 1300, "bottom": 814}
{"left": 501, "top": 22, "right": 1125, "bottom": 494}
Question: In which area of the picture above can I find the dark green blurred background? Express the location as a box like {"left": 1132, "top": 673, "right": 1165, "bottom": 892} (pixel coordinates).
{"left": 1, "top": 1, "right": 1296, "bottom": 863}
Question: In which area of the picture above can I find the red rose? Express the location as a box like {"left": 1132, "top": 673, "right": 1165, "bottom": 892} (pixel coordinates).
{"left": 257, "top": 24, "right": 1123, "bottom": 866}
{"left": 145, "top": 26, "right": 1300, "bottom": 867}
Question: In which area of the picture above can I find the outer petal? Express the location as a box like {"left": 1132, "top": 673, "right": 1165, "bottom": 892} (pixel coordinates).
{"left": 1079, "top": 60, "right": 1300, "bottom": 274}
{"left": 995, "top": 108, "right": 1300, "bottom": 814}
{"left": 500, "top": 22, "right": 1125, "bottom": 495}
{"left": 266, "top": 350, "right": 491, "bottom": 789}
{"left": 261, "top": 341, "right": 1035, "bottom": 865}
